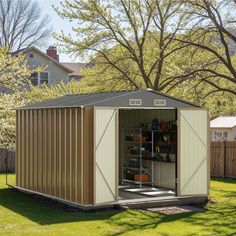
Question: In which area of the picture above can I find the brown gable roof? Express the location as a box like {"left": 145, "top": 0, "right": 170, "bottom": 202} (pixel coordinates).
{"left": 61, "top": 62, "right": 87, "bottom": 76}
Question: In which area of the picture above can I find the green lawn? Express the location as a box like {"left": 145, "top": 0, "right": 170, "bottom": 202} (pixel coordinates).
{"left": 0, "top": 174, "right": 236, "bottom": 236}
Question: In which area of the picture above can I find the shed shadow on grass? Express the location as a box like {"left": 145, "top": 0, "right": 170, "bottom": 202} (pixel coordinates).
{"left": 0, "top": 185, "right": 235, "bottom": 236}
{"left": 0, "top": 187, "right": 113, "bottom": 225}
{"left": 0, "top": 186, "right": 198, "bottom": 229}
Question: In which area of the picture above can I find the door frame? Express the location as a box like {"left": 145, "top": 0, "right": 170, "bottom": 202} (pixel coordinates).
{"left": 117, "top": 107, "right": 178, "bottom": 197}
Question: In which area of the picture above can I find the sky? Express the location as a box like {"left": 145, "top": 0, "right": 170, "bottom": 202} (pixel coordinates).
{"left": 36, "top": 0, "right": 77, "bottom": 63}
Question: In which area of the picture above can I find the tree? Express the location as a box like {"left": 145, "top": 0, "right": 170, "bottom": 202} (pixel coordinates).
{"left": 0, "top": 47, "right": 42, "bottom": 92}
{"left": 0, "top": 0, "right": 51, "bottom": 51}
{"left": 54, "top": 0, "right": 190, "bottom": 91}
{"left": 171, "top": 79, "right": 236, "bottom": 118}
{"left": 79, "top": 38, "right": 201, "bottom": 93}
{"left": 0, "top": 92, "right": 23, "bottom": 172}
{"left": 0, "top": 93, "right": 23, "bottom": 151}
{"left": 0, "top": 81, "right": 82, "bottom": 153}
{"left": 176, "top": 0, "right": 236, "bottom": 96}
{"left": 23, "top": 81, "right": 82, "bottom": 104}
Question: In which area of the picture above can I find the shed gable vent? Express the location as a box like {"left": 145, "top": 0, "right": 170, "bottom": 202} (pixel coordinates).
{"left": 154, "top": 99, "right": 166, "bottom": 106}
{"left": 129, "top": 99, "right": 142, "bottom": 106}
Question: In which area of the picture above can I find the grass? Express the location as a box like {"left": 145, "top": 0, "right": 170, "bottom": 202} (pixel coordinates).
{"left": 0, "top": 174, "right": 236, "bottom": 236}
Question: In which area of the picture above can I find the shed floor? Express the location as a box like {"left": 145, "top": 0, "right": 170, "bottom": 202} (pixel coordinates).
{"left": 119, "top": 184, "right": 175, "bottom": 200}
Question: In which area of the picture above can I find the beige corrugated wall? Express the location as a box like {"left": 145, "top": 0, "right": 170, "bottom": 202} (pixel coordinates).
{"left": 16, "top": 107, "right": 94, "bottom": 205}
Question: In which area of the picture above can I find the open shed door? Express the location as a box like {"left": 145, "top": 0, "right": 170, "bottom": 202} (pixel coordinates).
{"left": 94, "top": 108, "right": 118, "bottom": 205}
{"left": 178, "top": 109, "right": 209, "bottom": 196}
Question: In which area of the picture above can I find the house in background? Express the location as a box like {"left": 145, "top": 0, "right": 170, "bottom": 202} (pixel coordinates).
{"left": 0, "top": 46, "right": 93, "bottom": 93}
{"left": 61, "top": 62, "right": 87, "bottom": 81}
{"left": 62, "top": 61, "right": 96, "bottom": 82}
{"left": 18, "top": 46, "right": 73, "bottom": 86}
{"left": 210, "top": 116, "right": 236, "bottom": 141}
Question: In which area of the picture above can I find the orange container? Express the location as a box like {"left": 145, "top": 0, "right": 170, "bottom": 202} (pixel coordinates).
{"left": 134, "top": 173, "right": 150, "bottom": 182}
{"left": 133, "top": 136, "right": 146, "bottom": 142}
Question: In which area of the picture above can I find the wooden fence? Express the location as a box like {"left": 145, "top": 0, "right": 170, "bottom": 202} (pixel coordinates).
{"left": 211, "top": 141, "right": 236, "bottom": 178}
{"left": 0, "top": 149, "right": 15, "bottom": 173}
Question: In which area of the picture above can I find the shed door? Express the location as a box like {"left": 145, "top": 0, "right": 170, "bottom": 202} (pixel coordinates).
{"left": 178, "top": 109, "right": 209, "bottom": 196}
{"left": 94, "top": 108, "right": 118, "bottom": 204}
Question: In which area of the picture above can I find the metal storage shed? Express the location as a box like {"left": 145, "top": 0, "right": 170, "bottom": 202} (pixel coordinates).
{"left": 16, "top": 89, "right": 210, "bottom": 208}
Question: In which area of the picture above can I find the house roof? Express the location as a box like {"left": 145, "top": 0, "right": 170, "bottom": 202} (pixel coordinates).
{"left": 12, "top": 47, "right": 74, "bottom": 73}
{"left": 18, "top": 89, "right": 201, "bottom": 110}
{"left": 210, "top": 116, "right": 236, "bottom": 128}
{"left": 61, "top": 62, "right": 87, "bottom": 76}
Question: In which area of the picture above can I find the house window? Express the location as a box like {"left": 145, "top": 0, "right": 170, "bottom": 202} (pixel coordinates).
{"left": 30, "top": 72, "right": 49, "bottom": 85}
{"left": 30, "top": 72, "right": 38, "bottom": 86}
{"left": 214, "top": 131, "right": 228, "bottom": 141}
{"left": 39, "top": 72, "right": 49, "bottom": 84}
{"left": 29, "top": 53, "right": 34, "bottom": 58}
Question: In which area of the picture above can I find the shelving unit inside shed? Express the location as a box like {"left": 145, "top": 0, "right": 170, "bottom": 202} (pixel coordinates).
{"left": 120, "top": 109, "right": 177, "bottom": 190}
{"left": 121, "top": 128, "right": 155, "bottom": 187}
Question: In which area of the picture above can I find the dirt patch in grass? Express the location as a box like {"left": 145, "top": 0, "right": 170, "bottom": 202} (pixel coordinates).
{"left": 140, "top": 205, "right": 205, "bottom": 215}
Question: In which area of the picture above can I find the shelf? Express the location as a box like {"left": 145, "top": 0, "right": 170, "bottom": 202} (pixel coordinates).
{"left": 125, "top": 140, "right": 152, "bottom": 143}
{"left": 143, "top": 129, "right": 176, "bottom": 133}
{"left": 123, "top": 179, "right": 154, "bottom": 184}
{"left": 123, "top": 128, "right": 176, "bottom": 133}
{"left": 155, "top": 143, "right": 176, "bottom": 146}
{"left": 123, "top": 166, "right": 152, "bottom": 171}
{"left": 124, "top": 153, "right": 153, "bottom": 158}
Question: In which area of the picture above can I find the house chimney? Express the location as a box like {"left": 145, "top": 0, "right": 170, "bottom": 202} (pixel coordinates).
{"left": 46, "top": 46, "right": 59, "bottom": 61}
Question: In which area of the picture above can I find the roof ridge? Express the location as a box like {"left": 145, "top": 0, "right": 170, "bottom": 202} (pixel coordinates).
{"left": 82, "top": 90, "right": 139, "bottom": 106}
{"left": 60, "top": 89, "right": 136, "bottom": 98}
{"left": 77, "top": 89, "right": 137, "bottom": 96}
{"left": 146, "top": 90, "right": 201, "bottom": 108}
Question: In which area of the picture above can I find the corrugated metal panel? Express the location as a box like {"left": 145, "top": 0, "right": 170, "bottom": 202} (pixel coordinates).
{"left": 82, "top": 107, "right": 94, "bottom": 204}
{"left": 16, "top": 110, "right": 20, "bottom": 186}
{"left": 154, "top": 162, "right": 175, "bottom": 189}
{"left": 178, "top": 109, "right": 208, "bottom": 196}
{"left": 18, "top": 90, "right": 200, "bottom": 110}
{"left": 15, "top": 107, "right": 90, "bottom": 204}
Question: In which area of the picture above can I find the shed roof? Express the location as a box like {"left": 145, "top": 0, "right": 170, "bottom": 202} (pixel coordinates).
{"left": 210, "top": 116, "right": 236, "bottom": 128}
{"left": 18, "top": 89, "right": 201, "bottom": 110}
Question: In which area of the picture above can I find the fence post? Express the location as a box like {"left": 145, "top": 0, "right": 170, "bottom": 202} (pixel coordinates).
{"left": 223, "top": 141, "right": 226, "bottom": 178}
{"left": 5, "top": 151, "right": 8, "bottom": 185}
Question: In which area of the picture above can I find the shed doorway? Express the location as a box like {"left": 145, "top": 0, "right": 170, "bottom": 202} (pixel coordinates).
{"left": 118, "top": 109, "right": 177, "bottom": 201}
